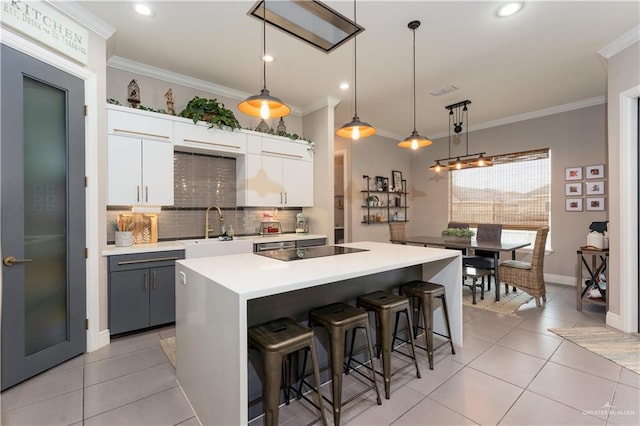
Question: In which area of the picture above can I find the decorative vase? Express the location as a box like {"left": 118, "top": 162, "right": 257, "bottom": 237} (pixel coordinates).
{"left": 115, "top": 231, "right": 133, "bottom": 247}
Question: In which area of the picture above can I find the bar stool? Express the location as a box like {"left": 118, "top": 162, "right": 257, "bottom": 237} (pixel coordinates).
{"left": 301, "top": 302, "right": 382, "bottom": 426}
{"left": 351, "top": 291, "right": 421, "bottom": 399}
{"left": 463, "top": 267, "right": 490, "bottom": 304}
{"left": 248, "top": 317, "right": 327, "bottom": 426}
{"left": 400, "top": 281, "right": 455, "bottom": 370}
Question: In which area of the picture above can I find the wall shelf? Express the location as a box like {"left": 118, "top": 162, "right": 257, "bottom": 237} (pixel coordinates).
{"left": 361, "top": 175, "right": 408, "bottom": 224}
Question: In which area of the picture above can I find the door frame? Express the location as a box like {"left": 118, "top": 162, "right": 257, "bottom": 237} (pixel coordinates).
{"left": 1, "top": 28, "right": 105, "bottom": 352}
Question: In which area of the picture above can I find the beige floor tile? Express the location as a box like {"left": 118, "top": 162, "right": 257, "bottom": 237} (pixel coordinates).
{"left": 405, "top": 357, "right": 464, "bottom": 396}
{"left": 1, "top": 389, "right": 83, "bottom": 426}
{"left": 343, "top": 384, "right": 425, "bottom": 425}
{"left": 84, "top": 345, "right": 170, "bottom": 386}
{"left": 463, "top": 316, "right": 515, "bottom": 343}
{"left": 447, "top": 334, "right": 493, "bottom": 365}
{"left": 499, "top": 390, "right": 604, "bottom": 425}
{"left": 468, "top": 345, "right": 546, "bottom": 388}
{"left": 550, "top": 340, "right": 621, "bottom": 382}
{"left": 429, "top": 367, "right": 523, "bottom": 425}
{"left": 394, "top": 397, "right": 478, "bottom": 425}
{"left": 618, "top": 368, "right": 640, "bottom": 389}
{"left": 606, "top": 383, "right": 640, "bottom": 425}
{"left": 517, "top": 314, "right": 577, "bottom": 337}
{"left": 528, "top": 362, "right": 617, "bottom": 418}
{"left": 496, "top": 327, "right": 563, "bottom": 359}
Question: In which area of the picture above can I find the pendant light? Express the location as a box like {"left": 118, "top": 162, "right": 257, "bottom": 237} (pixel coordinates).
{"left": 429, "top": 100, "right": 493, "bottom": 172}
{"left": 336, "top": 0, "right": 375, "bottom": 140}
{"left": 238, "top": 0, "right": 290, "bottom": 119}
{"left": 398, "top": 20, "right": 432, "bottom": 150}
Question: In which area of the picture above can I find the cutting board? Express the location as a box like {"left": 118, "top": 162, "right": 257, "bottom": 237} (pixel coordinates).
{"left": 117, "top": 213, "right": 158, "bottom": 244}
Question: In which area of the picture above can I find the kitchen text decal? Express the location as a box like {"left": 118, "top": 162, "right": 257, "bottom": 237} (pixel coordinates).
{"left": 1, "top": 0, "right": 88, "bottom": 65}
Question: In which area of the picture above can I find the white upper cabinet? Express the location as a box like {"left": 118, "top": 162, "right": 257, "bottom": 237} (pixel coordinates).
{"left": 107, "top": 106, "right": 174, "bottom": 206}
{"left": 173, "top": 121, "right": 246, "bottom": 156}
{"left": 237, "top": 135, "right": 313, "bottom": 207}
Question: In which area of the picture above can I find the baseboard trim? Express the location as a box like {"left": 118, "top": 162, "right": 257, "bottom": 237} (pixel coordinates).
{"left": 544, "top": 273, "right": 574, "bottom": 286}
{"left": 88, "top": 329, "right": 111, "bottom": 353}
{"left": 606, "top": 312, "right": 625, "bottom": 332}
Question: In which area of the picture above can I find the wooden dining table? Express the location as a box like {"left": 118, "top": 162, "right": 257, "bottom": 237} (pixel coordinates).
{"left": 389, "top": 236, "right": 531, "bottom": 301}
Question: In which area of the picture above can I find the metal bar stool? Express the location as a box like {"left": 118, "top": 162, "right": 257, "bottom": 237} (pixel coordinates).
{"left": 248, "top": 317, "right": 327, "bottom": 426}
{"left": 349, "top": 291, "right": 421, "bottom": 399}
{"left": 399, "top": 281, "right": 455, "bottom": 370}
{"left": 463, "top": 267, "right": 490, "bottom": 304}
{"left": 300, "top": 302, "right": 382, "bottom": 426}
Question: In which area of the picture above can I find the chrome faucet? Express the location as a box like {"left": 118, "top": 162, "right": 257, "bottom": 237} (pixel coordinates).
{"left": 205, "top": 206, "right": 224, "bottom": 239}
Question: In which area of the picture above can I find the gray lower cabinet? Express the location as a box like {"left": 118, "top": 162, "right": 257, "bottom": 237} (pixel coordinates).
{"left": 108, "top": 250, "right": 185, "bottom": 335}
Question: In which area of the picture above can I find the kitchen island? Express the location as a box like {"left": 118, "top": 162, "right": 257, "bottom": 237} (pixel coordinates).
{"left": 175, "top": 241, "right": 461, "bottom": 425}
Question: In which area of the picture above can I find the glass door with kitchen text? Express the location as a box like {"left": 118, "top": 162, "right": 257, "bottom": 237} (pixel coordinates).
{"left": 1, "top": 45, "right": 86, "bottom": 390}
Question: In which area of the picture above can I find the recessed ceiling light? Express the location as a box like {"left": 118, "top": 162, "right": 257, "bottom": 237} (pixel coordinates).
{"left": 340, "top": 82, "right": 350, "bottom": 90}
{"left": 134, "top": 3, "right": 155, "bottom": 17}
{"left": 496, "top": 1, "right": 525, "bottom": 18}
{"left": 262, "top": 55, "right": 274, "bottom": 63}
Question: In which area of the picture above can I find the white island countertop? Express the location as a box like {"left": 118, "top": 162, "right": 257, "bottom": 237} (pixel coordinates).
{"left": 175, "top": 240, "right": 462, "bottom": 426}
{"left": 176, "top": 241, "right": 459, "bottom": 299}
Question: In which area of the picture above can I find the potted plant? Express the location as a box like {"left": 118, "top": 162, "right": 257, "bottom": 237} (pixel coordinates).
{"left": 179, "top": 96, "right": 240, "bottom": 130}
{"left": 441, "top": 227, "right": 475, "bottom": 240}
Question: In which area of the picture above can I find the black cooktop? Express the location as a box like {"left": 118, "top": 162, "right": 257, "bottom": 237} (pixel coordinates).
{"left": 255, "top": 245, "right": 369, "bottom": 261}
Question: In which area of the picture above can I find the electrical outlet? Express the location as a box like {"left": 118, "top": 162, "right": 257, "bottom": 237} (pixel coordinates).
{"left": 179, "top": 271, "right": 186, "bottom": 285}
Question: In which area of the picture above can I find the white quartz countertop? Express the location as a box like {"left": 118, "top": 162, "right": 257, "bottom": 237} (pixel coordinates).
{"left": 176, "top": 241, "right": 460, "bottom": 300}
{"left": 101, "top": 233, "right": 327, "bottom": 256}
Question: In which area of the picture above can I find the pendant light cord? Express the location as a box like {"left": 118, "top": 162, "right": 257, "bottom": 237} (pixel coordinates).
{"left": 262, "top": 0, "right": 267, "bottom": 91}
{"left": 411, "top": 24, "right": 417, "bottom": 132}
{"left": 353, "top": 0, "right": 358, "bottom": 117}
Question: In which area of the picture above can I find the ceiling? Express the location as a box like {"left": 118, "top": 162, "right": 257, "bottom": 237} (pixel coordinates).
{"left": 76, "top": 1, "right": 639, "bottom": 140}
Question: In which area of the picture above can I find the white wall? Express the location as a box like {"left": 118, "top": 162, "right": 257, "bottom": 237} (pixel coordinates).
{"left": 604, "top": 39, "right": 639, "bottom": 332}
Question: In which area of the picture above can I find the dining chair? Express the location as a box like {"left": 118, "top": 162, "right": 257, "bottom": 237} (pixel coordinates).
{"left": 463, "top": 224, "right": 502, "bottom": 290}
{"left": 498, "top": 227, "right": 549, "bottom": 307}
{"left": 388, "top": 222, "right": 406, "bottom": 243}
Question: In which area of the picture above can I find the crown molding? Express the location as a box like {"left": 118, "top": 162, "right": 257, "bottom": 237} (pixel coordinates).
{"left": 428, "top": 96, "right": 606, "bottom": 140}
{"left": 302, "top": 96, "right": 342, "bottom": 115}
{"left": 598, "top": 25, "right": 640, "bottom": 59}
{"left": 107, "top": 56, "right": 303, "bottom": 116}
{"left": 48, "top": 1, "right": 115, "bottom": 40}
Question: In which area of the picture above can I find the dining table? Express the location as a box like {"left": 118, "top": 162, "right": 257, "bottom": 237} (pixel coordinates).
{"left": 389, "top": 236, "right": 531, "bottom": 301}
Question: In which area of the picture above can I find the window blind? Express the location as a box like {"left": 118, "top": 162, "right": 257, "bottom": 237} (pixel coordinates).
{"left": 449, "top": 148, "right": 550, "bottom": 230}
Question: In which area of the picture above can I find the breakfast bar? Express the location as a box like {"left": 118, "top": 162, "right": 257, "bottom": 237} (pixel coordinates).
{"left": 174, "top": 241, "right": 461, "bottom": 425}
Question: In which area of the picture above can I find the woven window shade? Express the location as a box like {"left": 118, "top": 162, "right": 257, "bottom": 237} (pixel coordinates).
{"left": 449, "top": 148, "right": 550, "bottom": 230}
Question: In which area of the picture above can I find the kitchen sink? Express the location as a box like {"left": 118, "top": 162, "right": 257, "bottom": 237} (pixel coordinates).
{"left": 179, "top": 238, "right": 253, "bottom": 258}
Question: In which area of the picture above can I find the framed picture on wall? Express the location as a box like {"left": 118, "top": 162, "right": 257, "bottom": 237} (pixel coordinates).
{"left": 586, "top": 164, "right": 605, "bottom": 179}
{"left": 565, "top": 182, "right": 582, "bottom": 196}
{"left": 586, "top": 181, "right": 605, "bottom": 195}
{"left": 565, "top": 166, "right": 582, "bottom": 181}
{"left": 586, "top": 197, "right": 605, "bottom": 211}
{"left": 565, "top": 198, "right": 583, "bottom": 211}
{"left": 392, "top": 170, "right": 403, "bottom": 192}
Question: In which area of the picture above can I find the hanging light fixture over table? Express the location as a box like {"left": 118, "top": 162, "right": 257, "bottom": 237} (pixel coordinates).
{"left": 238, "top": 0, "right": 290, "bottom": 120}
{"left": 429, "top": 100, "right": 492, "bottom": 172}
{"left": 398, "top": 20, "right": 432, "bottom": 150}
{"left": 336, "top": 0, "right": 376, "bottom": 140}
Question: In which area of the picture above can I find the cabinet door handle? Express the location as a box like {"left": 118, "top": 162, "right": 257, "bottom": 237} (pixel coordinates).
{"left": 144, "top": 272, "right": 149, "bottom": 290}
{"left": 183, "top": 139, "right": 241, "bottom": 149}
{"left": 145, "top": 186, "right": 149, "bottom": 202}
{"left": 152, "top": 270, "right": 157, "bottom": 289}
{"left": 137, "top": 185, "right": 140, "bottom": 202}
{"left": 113, "top": 129, "right": 170, "bottom": 139}
{"left": 117, "top": 256, "right": 180, "bottom": 265}
{"left": 262, "top": 150, "right": 303, "bottom": 159}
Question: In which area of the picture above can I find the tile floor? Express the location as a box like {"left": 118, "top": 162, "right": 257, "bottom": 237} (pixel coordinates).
{"left": 2, "top": 283, "right": 639, "bottom": 425}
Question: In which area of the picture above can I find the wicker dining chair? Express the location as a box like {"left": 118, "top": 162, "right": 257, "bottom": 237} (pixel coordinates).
{"left": 388, "top": 222, "right": 406, "bottom": 243}
{"left": 498, "top": 226, "right": 549, "bottom": 307}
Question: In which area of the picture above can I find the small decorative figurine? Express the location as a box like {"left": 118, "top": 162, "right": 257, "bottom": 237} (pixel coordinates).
{"left": 276, "top": 117, "right": 287, "bottom": 134}
{"left": 255, "top": 119, "right": 269, "bottom": 133}
{"left": 127, "top": 79, "right": 140, "bottom": 108}
{"left": 165, "top": 89, "right": 174, "bottom": 115}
